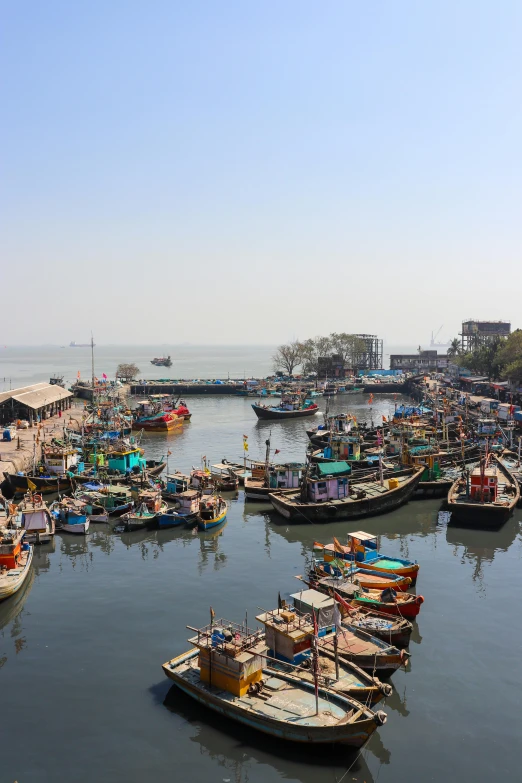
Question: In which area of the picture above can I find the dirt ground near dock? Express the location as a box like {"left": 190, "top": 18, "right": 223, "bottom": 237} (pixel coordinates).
{"left": 0, "top": 401, "right": 87, "bottom": 477}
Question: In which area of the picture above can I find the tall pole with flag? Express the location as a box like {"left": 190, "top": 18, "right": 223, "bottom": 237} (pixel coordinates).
{"left": 243, "top": 435, "right": 248, "bottom": 471}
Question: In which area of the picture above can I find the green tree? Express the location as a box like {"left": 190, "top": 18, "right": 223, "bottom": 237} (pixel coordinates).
{"left": 298, "top": 336, "right": 333, "bottom": 375}
{"left": 498, "top": 330, "right": 522, "bottom": 385}
{"left": 446, "top": 338, "right": 461, "bottom": 358}
{"left": 329, "top": 333, "right": 367, "bottom": 368}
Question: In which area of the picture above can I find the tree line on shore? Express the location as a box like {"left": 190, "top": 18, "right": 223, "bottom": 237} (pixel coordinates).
{"left": 447, "top": 330, "right": 522, "bottom": 383}
{"left": 272, "top": 334, "right": 368, "bottom": 376}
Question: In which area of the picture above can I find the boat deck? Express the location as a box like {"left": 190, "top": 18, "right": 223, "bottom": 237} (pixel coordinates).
{"left": 174, "top": 658, "right": 349, "bottom": 726}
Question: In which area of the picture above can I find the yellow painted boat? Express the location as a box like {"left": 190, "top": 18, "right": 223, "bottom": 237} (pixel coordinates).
{"left": 198, "top": 497, "right": 228, "bottom": 531}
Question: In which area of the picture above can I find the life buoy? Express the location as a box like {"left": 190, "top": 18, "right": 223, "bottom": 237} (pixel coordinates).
{"left": 33, "top": 494, "right": 43, "bottom": 505}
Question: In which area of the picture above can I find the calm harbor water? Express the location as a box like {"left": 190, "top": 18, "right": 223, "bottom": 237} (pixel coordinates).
{"left": 2, "top": 393, "right": 522, "bottom": 782}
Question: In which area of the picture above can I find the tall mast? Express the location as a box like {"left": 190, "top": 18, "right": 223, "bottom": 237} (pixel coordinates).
{"left": 91, "top": 333, "right": 95, "bottom": 391}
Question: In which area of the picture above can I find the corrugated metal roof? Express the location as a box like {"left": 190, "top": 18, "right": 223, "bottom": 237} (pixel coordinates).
{"left": 0, "top": 383, "right": 72, "bottom": 410}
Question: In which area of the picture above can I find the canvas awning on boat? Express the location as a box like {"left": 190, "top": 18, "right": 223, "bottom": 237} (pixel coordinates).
{"left": 316, "top": 461, "right": 351, "bottom": 477}
{"left": 22, "top": 510, "right": 49, "bottom": 530}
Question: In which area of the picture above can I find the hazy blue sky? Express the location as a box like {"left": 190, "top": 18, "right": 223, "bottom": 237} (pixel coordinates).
{"left": 1, "top": 1, "right": 521, "bottom": 346}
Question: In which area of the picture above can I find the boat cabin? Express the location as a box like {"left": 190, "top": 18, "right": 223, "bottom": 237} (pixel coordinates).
{"left": 256, "top": 606, "right": 314, "bottom": 664}
{"left": 188, "top": 619, "right": 266, "bottom": 697}
{"left": 470, "top": 467, "right": 498, "bottom": 502}
{"left": 0, "top": 528, "right": 24, "bottom": 571}
{"left": 268, "top": 463, "right": 303, "bottom": 490}
{"left": 176, "top": 490, "right": 200, "bottom": 516}
{"left": 130, "top": 488, "right": 163, "bottom": 512}
{"left": 165, "top": 473, "right": 190, "bottom": 495}
{"left": 307, "top": 463, "right": 351, "bottom": 502}
{"left": 476, "top": 418, "right": 498, "bottom": 436}
{"left": 107, "top": 448, "right": 146, "bottom": 474}
{"left": 323, "top": 436, "right": 361, "bottom": 462}
{"left": 42, "top": 445, "right": 80, "bottom": 475}
{"left": 329, "top": 414, "right": 354, "bottom": 435}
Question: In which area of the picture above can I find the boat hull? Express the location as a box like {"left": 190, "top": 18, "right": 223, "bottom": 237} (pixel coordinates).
{"left": 163, "top": 651, "right": 381, "bottom": 746}
{"left": 269, "top": 468, "right": 424, "bottom": 523}
{"left": 60, "top": 521, "right": 90, "bottom": 534}
{"left": 198, "top": 508, "right": 227, "bottom": 531}
{"left": 0, "top": 545, "right": 33, "bottom": 602}
{"left": 252, "top": 405, "right": 318, "bottom": 421}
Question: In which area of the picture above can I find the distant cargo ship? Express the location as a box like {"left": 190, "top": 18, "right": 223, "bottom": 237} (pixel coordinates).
{"left": 70, "top": 341, "right": 95, "bottom": 348}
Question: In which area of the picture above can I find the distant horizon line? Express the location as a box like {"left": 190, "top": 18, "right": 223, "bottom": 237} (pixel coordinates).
{"left": 0, "top": 341, "right": 427, "bottom": 348}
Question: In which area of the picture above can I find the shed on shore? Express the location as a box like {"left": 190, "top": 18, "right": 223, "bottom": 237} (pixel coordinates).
{"left": 0, "top": 383, "right": 73, "bottom": 425}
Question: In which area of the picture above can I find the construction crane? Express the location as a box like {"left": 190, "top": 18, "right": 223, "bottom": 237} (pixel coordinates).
{"left": 431, "top": 325, "right": 444, "bottom": 344}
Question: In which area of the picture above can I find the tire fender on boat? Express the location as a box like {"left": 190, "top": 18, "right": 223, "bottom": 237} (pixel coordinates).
{"left": 415, "top": 595, "right": 425, "bottom": 605}
{"left": 374, "top": 710, "right": 387, "bottom": 725}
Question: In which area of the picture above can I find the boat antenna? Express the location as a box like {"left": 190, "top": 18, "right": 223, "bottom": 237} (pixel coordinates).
{"left": 91, "top": 333, "right": 95, "bottom": 393}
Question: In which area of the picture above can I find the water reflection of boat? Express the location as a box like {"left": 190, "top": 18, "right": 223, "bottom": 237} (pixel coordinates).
{"left": 162, "top": 684, "right": 381, "bottom": 780}
{"left": 445, "top": 516, "right": 520, "bottom": 572}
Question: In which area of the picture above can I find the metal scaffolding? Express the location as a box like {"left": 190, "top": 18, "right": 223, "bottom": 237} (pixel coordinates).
{"left": 460, "top": 320, "right": 511, "bottom": 353}
{"left": 352, "top": 334, "right": 383, "bottom": 370}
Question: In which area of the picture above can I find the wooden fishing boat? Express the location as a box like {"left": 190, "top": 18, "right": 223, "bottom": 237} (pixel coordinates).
{"left": 2, "top": 471, "right": 73, "bottom": 496}
{"left": 210, "top": 464, "right": 239, "bottom": 492}
{"left": 244, "top": 441, "right": 304, "bottom": 501}
{"left": 314, "top": 532, "right": 420, "bottom": 585}
{"left": 12, "top": 493, "right": 55, "bottom": 544}
{"left": 132, "top": 409, "right": 183, "bottom": 432}
{"left": 313, "top": 558, "right": 412, "bottom": 592}
{"left": 163, "top": 616, "right": 386, "bottom": 746}
{"left": 447, "top": 454, "right": 520, "bottom": 527}
{"left": 123, "top": 488, "right": 167, "bottom": 531}
{"left": 317, "top": 575, "right": 424, "bottom": 619}
{"left": 0, "top": 528, "right": 33, "bottom": 602}
{"left": 256, "top": 607, "right": 392, "bottom": 705}
{"left": 269, "top": 465, "right": 424, "bottom": 523}
{"left": 252, "top": 392, "right": 318, "bottom": 421}
{"left": 498, "top": 450, "right": 522, "bottom": 496}
{"left": 198, "top": 496, "right": 228, "bottom": 531}
{"left": 51, "top": 499, "right": 91, "bottom": 534}
{"left": 300, "top": 575, "right": 413, "bottom": 646}
{"left": 290, "top": 590, "right": 409, "bottom": 676}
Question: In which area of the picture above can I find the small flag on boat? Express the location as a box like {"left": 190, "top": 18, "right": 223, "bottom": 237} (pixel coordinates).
{"left": 278, "top": 592, "right": 282, "bottom": 609}
{"left": 243, "top": 435, "right": 248, "bottom": 440}
{"left": 77, "top": 370, "right": 81, "bottom": 379}
{"left": 167, "top": 450, "right": 172, "bottom": 456}
{"left": 244, "top": 441, "right": 249, "bottom": 451}
{"left": 333, "top": 536, "right": 344, "bottom": 554}
{"left": 313, "top": 541, "right": 324, "bottom": 552}
{"left": 382, "top": 415, "right": 387, "bottom": 422}
{"left": 27, "top": 479, "right": 37, "bottom": 492}
{"left": 274, "top": 449, "right": 280, "bottom": 455}
{"left": 102, "top": 373, "right": 107, "bottom": 379}
{"left": 210, "top": 606, "right": 215, "bottom": 622}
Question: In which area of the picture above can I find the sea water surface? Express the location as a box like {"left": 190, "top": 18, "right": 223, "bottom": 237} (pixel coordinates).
{"left": 2, "top": 393, "right": 522, "bottom": 783}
